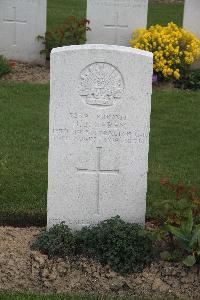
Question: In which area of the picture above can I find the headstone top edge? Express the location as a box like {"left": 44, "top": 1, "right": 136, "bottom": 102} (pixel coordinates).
{"left": 51, "top": 44, "right": 153, "bottom": 59}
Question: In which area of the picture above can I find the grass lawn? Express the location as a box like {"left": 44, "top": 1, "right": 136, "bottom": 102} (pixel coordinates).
{"left": 47, "top": 0, "right": 184, "bottom": 31}
{"left": 0, "top": 292, "right": 181, "bottom": 300}
{"left": 0, "top": 82, "right": 200, "bottom": 225}
{"left": 0, "top": 83, "right": 49, "bottom": 226}
{"left": 147, "top": 3, "right": 184, "bottom": 27}
{"left": 148, "top": 89, "right": 200, "bottom": 219}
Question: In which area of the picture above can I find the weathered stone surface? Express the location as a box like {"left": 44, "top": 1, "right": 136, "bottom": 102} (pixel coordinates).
{"left": 87, "top": 0, "right": 148, "bottom": 46}
{"left": 0, "top": 0, "right": 46, "bottom": 64}
{"left": 47, "top": 44, "right": 152, "bottom": 230}
{"left": 183, "top": 0, "right": 200, "bottom": 68}
{"left": 183, "top": 0, "right": 200, "bottom": 38}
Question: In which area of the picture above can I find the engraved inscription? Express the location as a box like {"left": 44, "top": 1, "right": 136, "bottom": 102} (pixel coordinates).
{"left": 52, "top": 112, "right": 147, "bottom": 145}
{"left": 3, "top": 6, "right": 27, "bottom": 46}
{"left": 77, "top": 147, "right": 119, "bottom": 215}
{"left": 49, "top": 218, "right": 98, "bottom": 227}
{"left": 79, "top": 63, "right": 124, "bottom": 107}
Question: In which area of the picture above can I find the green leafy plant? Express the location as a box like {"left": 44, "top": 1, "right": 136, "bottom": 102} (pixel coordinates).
{"left": 164, "top": 210, "right": 200, "bottom": 266}
{"left": 151, "top": 179, "right": 200, "bottom": 225}
{"left": 176, "top": 69, "right": 200, "bottom": 90}
{"left": 75, "top": 216, "right": 154, "bottom": 274}
{"left": 150, "top": 179, "right": 200, "bottom": 267}
{"left": 32, "top": 222, "right": 75, "bottom": 258}
{"left": 0, "top": 55, "right": 12, "bottom": 77}
{"left": 38, "top": 16, "right": 90, "bottom": 59}
{"left": 33, "top": 217, "right": 154, "bottom": 275}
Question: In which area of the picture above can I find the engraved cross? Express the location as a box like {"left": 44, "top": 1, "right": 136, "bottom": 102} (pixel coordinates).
{"left": 3, "top": 7, "right": 27, "bottom": 46}
{"left": 77, "top": 147, "right": 119, "bottom": 215}
{"left": 104, "top": 12, "right": 128, "bottom": 44}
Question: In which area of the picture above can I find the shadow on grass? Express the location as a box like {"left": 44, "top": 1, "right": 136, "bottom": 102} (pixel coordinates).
{"left": 0, "top": 212, "right": 46, "bottom": 227}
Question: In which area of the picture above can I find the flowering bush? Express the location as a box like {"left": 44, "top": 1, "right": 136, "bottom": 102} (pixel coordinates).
{"left": 130, "top": 22, "right": 200, "bottom": 81}
{"left": 38, "top": 16, "right": 90, "bottom": 59}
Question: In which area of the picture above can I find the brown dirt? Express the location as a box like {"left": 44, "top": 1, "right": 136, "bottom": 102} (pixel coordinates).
{"left": 1, "top": 61, "right": 50, "bottom": 84}
{"left": 0, "top": 226, "right": 200, "bottom": 299}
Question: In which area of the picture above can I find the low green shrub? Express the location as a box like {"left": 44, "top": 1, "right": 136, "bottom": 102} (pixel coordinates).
{"left": 38, "top": 16, "right": 90, "bottom": 59}
{"left": 176, "top": 69, "right": 200, "bottom": 90}
{"left": 0, "top": 55, "right": 12, "bottom": 77}
{"left": 75, "top": 216, "right": 154, "bottom": 274}
{"left": 33, "top": 216, "right": 154, "bottom": 275}
{"left": 32, "top": 222, "right": 75, "bottom": 258}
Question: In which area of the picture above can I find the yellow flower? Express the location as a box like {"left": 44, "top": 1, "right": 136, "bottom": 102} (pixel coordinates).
{"left": 174, "top": 70, "right": 180, "bottom": 80}
{"left": 129, "top": 22, "right": 200, "bottom": 80}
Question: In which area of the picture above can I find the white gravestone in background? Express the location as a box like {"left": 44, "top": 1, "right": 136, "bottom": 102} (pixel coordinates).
{"left": 48, "top": 44, "right": 153, "bottom": 230}
{"left": 86, "top": 0, "right": 148, "bottom": 46}
{"left": 183, "top": 0, "right": 200, "bottom": 38}
{"left": 0, "top": 0, "right": 46, "bottom": 64}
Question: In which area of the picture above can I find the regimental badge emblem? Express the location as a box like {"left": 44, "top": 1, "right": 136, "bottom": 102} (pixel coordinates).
{"left": 79, "top": 62, "right": 124, "bottom": 107}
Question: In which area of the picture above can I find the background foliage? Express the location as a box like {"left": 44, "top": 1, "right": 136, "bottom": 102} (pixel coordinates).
{"left": 40, "top": 16, "right": 90, "bottom": 59}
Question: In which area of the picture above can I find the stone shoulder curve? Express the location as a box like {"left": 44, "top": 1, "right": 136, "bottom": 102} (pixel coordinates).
{"left": 51, "top": 44, "right": 153, "bottom": 59}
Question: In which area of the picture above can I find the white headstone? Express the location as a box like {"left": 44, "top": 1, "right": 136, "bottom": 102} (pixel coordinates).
{"left": 48, "top": 44, "right": 153, "bottom": 230}
{"left": 0, "top": 0, "right": 47, "bottom": 64}
{"left": 86, "top": 0, "right": 148, "bottom": 46}
{"left": 183, "top": 0, "right": 200, "bottom": 38}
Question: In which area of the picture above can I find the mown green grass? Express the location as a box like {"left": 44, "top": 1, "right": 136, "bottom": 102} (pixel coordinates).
{"left": 147, "top": 3, "right": 184, "bottom": 27}
{"left": 147, "top": 89, "right": 200, "bottom": 218}
{"left": 0, "top": 83, "right": 49, "bottom": 226}
{"left": 47, "top": 0, "right": 86, "bottom": 31}
{"left": 0, "top": 292, "right": 181, "bottom": 300}
{"left": 0, "top": 82, "right": 200, "bottom": 225}
{"left": 47, "top": 0, "right": 184, "bottom": 31}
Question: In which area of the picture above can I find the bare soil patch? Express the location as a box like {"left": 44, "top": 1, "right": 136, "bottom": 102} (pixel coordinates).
{"left": 0, "top": 226, "right": 199, "bottom": 299}
{"left": 1, "top": 61, "right": 50, "bottom": 84}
